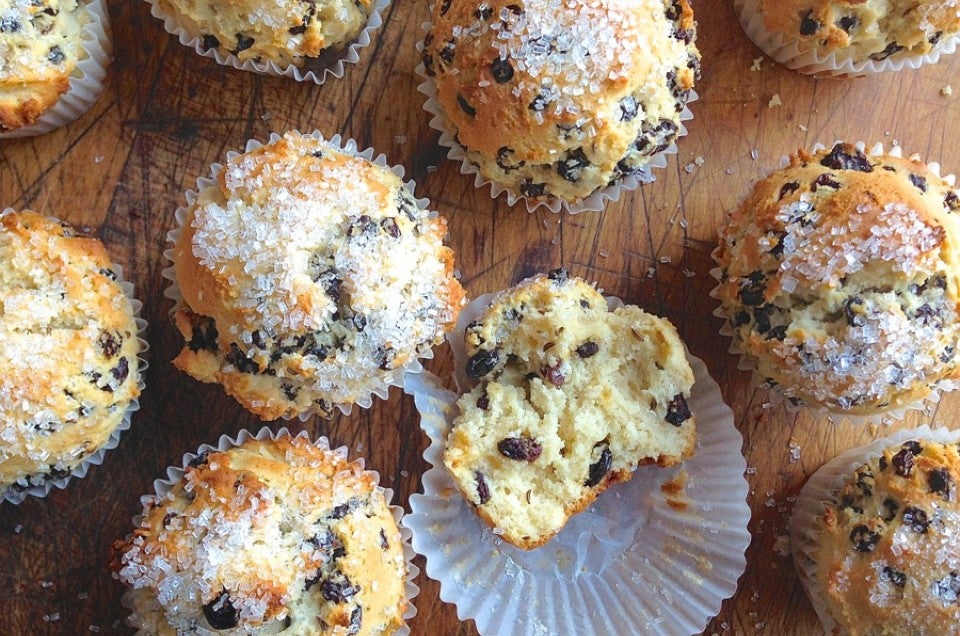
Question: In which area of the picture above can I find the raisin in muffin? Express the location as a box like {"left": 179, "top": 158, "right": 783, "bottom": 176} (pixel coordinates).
{"left": 0, "top": 0, "right": 89, "bottom": 131}
{"left": 738, "top": 0, "right": 960, "bottom": 66}
{"left": 443, "top": 270, "right": 696, "bottom": 549}
{"left": 155, "top": 0, "right": 374, "bottom": 67}
{"left": 0, "top": 211, "right": 141, "bottom": 499}
{"left": 171, "top": 132, "right": 465, "bottom": 421}
{"left": 114, "top": 435, "right": 408, "bottom": 635}
{"left": 421, "top": 0, "right": 699, "bottom": 205}
{"left": 714, "top": 143, "right": 960, "bottom": 416}
{"left": 802, "top": 439, "right": 960, "bottom": 635}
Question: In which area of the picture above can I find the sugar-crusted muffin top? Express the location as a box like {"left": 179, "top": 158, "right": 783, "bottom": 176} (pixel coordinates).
{"left": 114, "top": 436, "right": 407, "bottom": 636}
{"left": 714, "top": 143, "right": 960, "bottom": 415}
{"left": 156, "top": 0, "right": 373, "bottom": 67}
{"left": 0, "top": 0, "right": 86, "bottom": 131}
{"left": 444, "top": 270, "right": 695, "bottom": 548}
{"left": 422, "top": 0, "right": 699, "bottom": 203}
{"left": 760, "top": 0, "right": 960, "bottom": 63}
{"left": 0, "top": 211, "right": 141, "bottom": 496}
{"left": 172, "top": 131, "right": 465, "bottom": 420}
{"left": 813, "top": 439, "right": 960, "bottom": 635}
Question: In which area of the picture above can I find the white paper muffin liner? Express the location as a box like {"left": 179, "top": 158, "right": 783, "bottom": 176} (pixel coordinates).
{"left": 120, "top": 426, "right": 419, "bottom": 633}
{"left": 734, "top": 0, "right": 960, "bottom": 77}
{"left": 415, "top": 24, "right": 697, "bottom": 215}
{"left": 0, "top": 0, "right": 112, "bottom": 139}
{"left": 2, "top": 211, "right": 148, "bottom": 504}
{"left": 161, "top": 131, "right": 455, "bottom": 421}
{"left": 789, "top": 424, "right": 960, "bottom": 635}
{"left": 709, "top": 141, "right": 960, "bottom": 425}
{"left": 402, "top": 292, "right": 751, "bottom": 635}
{"left": 143, "top": 0, "right": 388, "bottom": 84}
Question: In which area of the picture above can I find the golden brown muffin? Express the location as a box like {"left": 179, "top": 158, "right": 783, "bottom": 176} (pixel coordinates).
{"left": 714, "top": 143, "right": 960, "bottom": 415}
{"left": 421, "top": 0, "right": 700, "bottom": 203}
{"left": 444, "top": 270, "right": 696, "bottom": 549}
{"left": 0, "top": 0, "right": 87, "bottom": 131}
{"left": 114, "top": 435, "right": 408, "bottom": 635}
{"left": 811, "top": 439, "right": 960, "bottom": 635}
{"left": 0, "top": 210, "right": 141, "bottom": 498}
{"left": 171, "top": 132, "right": 465, "bottom": 421}
{"left": 755, "top": 0, "right": 960, "bottom": 63}
{"left": 157, "top": 0, "right": 373, "bottom": 67}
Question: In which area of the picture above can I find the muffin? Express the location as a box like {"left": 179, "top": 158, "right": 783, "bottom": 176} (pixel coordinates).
{"left": 797, "top": 437, "right": 960, "bottom": 635}
{"left": 170, "top": 131, "right": 465, "bottom": 421}
{"left": 153, "top": 0, "right": 375, "bottom": 70}
{"left": 713, "top": 142, "right": 960, "bottom": 416}
{"left": 420, "top": 0, "right": 700, "bottom": 207}
{"left": 0, "top": 0, "right": 90, "bottom": 131}
{"left": 443, "top": 269, "right": 696, "bottom": 549}
{"left": 735, "top": 0, "right": 960, "bottom": 75}
{"left": 113, "top": 434, "right": 408, "bottom": 635}
{"left": 0, "top": 210, "right": 141, "bottom": 499}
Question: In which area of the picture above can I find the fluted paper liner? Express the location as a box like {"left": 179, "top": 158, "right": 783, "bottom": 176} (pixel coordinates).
{"left": 0, "top": 0, "right": 111, "bottom": 139}
{"left": 143, "top": 0, "right": 388, "bottom": 84}
{"left": 735, "top": 0, "right": 960, "bottom": 77}
{"left": 120, "top": 426, "right": 419, "bottom": 633}
{"left": 790, "top": 424, "right": 960, "bottom": 635}
{"left": 162, "top": 131, "right": 448, "bottom": 421}
{"left": 709, "top": 141, "right": 960, "bottom": 425}
{"left": 415, "top": 23, "right": 697, "bottom": 214}
{"left": 402, "top": 293, "right": 751, "bottom": 635}
{"left": 2, "top": 211, "right": 148, "bottom": 504}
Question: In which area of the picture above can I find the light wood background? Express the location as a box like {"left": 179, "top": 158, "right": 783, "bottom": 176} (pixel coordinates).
{"left": 2, "top": 0, "right": 959, "bottom": 633}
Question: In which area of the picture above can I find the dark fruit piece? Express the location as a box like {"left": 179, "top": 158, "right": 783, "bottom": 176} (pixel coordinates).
{"left": 491, "top": 57, "right": 514, "bottom": 83}
{"left": 881, "top": 567, "right": 907, "bottom": 588}
{"left": 813, "top": 173, "right": 841, "bottom": 190}
{"left": 457, "top": 94, "right": 476, "bottom": 117}
{"left": 778, "top": 181, "right": 800, "bottom": 200}
{"left": 576, "top": 341, "right": 599, "bottom": 358}
{"left": 585, "top": 444, "right": 612, "bottom": 487}
{"left": 466, "top": 349, "right": 500, "bottom": 377}
{"left": 849, "top": 524, "right": 879, "bottom": 552}
{"left": 557, "top": 149, "right": 590, "bottom": 183}
{"left": 321, "top": 573, "right": 357, "bottom": 603}
{"left": 799, "top": 10, "right": 820, "bottom": 36}
{"left": 203, "top": 590, "right": 239, "bottom": 630}
{"left": 910, "top": 173, "right": 928, "bottom": 192}
{"left": 836, "top": 15, "right": 859, "bottom": 33}
{"left": 903, "top": 506, "right": 930, "bottom": 533}
{"left": 497, "top": 437, "right": 543, "bottom": 462}
{"left": 821, "top": 143, "right": 873, "bottom": 172}
{"left": 929, "top": 467, "right": 952, "bottom": 499}
{"left": 475, "top": 471, "right": 490, "bottom": 504}
{"left": 541, "top": 362, "right": 565, "bottom": 387}
{"left": 665, "top": 394, "right": 691, "bottom": 426}
{"left": 892, "top": 448, "right": 916, "bottom": 477}
{"left": 869, "top": 42, "right": 903, "bottom": 61}
{"left": 739, "top": 271, "right": 767, "bottom": 306}
{"left": 520, "top": 180, "right": 546, "bottom": 197}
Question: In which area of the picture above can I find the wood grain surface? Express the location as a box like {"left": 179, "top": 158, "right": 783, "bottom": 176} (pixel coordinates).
{"left": 2, "top": 0, "right": 960, "bottom": 633}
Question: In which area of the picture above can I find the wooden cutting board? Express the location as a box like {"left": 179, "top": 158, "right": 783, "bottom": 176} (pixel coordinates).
{"left": 2, "top": 0, "right": 959, "bottom": 633}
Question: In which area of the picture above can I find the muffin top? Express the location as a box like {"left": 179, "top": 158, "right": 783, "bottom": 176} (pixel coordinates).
{"left": 172, "top": 132, "right": 464, "bottom": 420}
{"left": 0, "top": 0, "right": 86, "bottom": 131}
{"left": 0, "top": 211, "right": 141, "bottom": 495}
{"left": 714, "top": 143, "right": 960, "bottom": 415}
{"left": 114, "top": 436, "right": 408, "bottom": 636}
{"left": 761, "top": 1, "right": 960, "bottom": 63}
{"left": 813, "top": 439, "right": 960, "bottom": 635}
{"left": 422, "top": 0, "right": 699, "bottom": 203}
{"left": 444, "top": 270, "right": 695, "bottom": 548}
{"left": 156, "top": 0, "right": 374, "bottom": 67}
